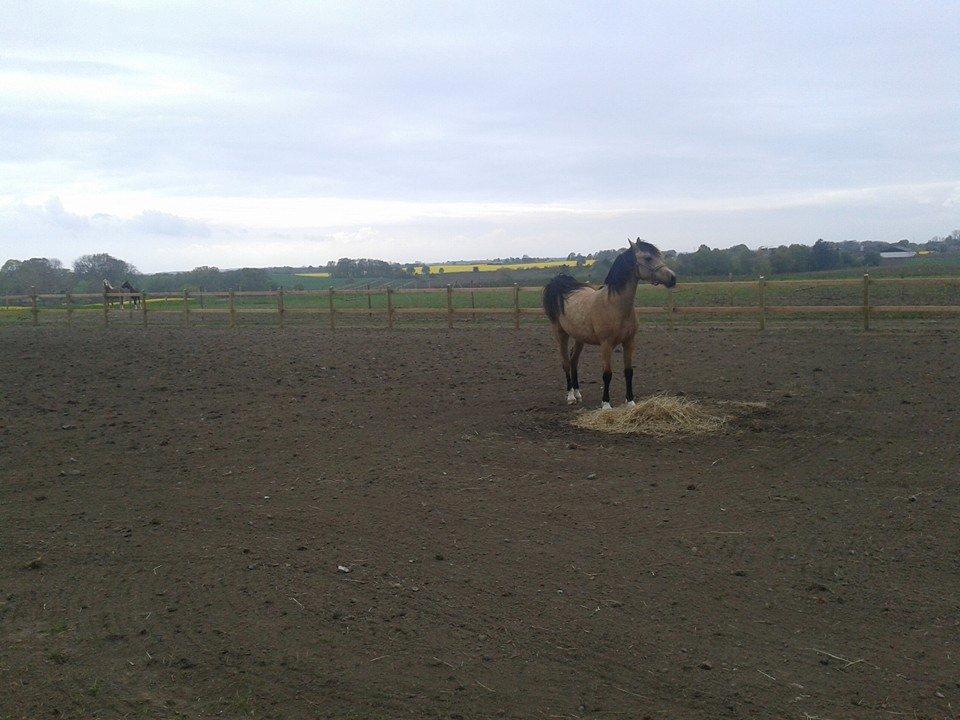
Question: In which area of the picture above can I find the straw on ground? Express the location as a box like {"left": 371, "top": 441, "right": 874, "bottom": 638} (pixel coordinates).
{"left": 571, "top": 394, "right": 759, "bottom": 437}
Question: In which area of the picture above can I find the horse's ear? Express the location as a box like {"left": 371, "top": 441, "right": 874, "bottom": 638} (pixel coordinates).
{"left": 627, "top": 237, "right": 634, "bottom": 249}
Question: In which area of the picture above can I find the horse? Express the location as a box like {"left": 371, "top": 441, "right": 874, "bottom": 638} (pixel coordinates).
{"left": 103, "top": 279, "right": 120, "bottom": 309}
{"left": 542, "top": 239, "right": 677, "bottom": 410}
{"left": 121, "top": 281, "right": 142, "bottom": 309}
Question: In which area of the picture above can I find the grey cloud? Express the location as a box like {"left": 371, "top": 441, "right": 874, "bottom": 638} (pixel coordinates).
{"left": 130, "top": 211, "right": 212, "bottom": 238}
{"left": 0, "top": 1, "right": 957, "bottom": 268}
{"left": 0, "top": 198, "right": 215, "bottom": 242}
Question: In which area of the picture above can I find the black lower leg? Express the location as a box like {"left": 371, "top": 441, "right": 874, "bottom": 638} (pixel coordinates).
{"left": 624, "top": 367, "right": 634, "bottom": 402}
{"left": 602, "top": 371, "right": 612, "bottom": 403}
{"left": 565, "top": 370, "right": 572, "bottom": 391}
{"left": 571, "top": 366, "right": 579, "bottom": 389}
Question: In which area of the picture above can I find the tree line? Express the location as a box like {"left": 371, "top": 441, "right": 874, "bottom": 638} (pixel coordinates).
{"left": 0, "top": 253, "right": 272, "bottom": 295}
{"left": 4, "top": 231, "right": 957, "bottom": 294}
{"left": 586, "top": 233, "right": 959, "bottom": 282}
{"left": 320, "top": 232, "right": 960, "bottom": 283}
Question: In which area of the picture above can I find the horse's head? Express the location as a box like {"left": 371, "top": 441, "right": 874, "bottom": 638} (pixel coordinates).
{"left": 629, "top": 238, "right": 676, "bottom": 288}
{"left": 121, "top": 281, "right": 132, "bottom": 291}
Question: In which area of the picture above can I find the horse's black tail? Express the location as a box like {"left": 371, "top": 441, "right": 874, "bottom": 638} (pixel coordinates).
{"left": 542, "top": 273, "right": 586, "bottom": 323}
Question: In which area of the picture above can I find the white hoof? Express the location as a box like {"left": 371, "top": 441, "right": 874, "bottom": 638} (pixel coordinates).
{"left": 625, "top": 400, "right": 636, "bottom": 408}
{"left": 574, "top": 389, "right": 582, "bottom": 402}
{"left": 601, "top": 402, "right": 612, "bottom": 411}
{"left": 566, "top": 390, "right": 577, "bottom": 405}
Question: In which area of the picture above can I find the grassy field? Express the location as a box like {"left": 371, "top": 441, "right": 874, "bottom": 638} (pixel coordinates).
{"left": 773, "top": 257, "right": 960, "bottom": 280}
{"left": 4, "top": 274, "right": 960, "bottom": 328}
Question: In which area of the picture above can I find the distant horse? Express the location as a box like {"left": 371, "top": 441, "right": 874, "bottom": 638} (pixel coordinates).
{"left": 542, "top": 239, "right": 676, "bottom": 410}
{"left": 103, "top": 279, "right": 120, "bottom": 309}
{"left": 121, "top": 281, "right": 142, "bottom": 309}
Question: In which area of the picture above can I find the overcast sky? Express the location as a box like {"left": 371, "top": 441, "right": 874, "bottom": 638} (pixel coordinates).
{"left": 1, "top": 1, "right": 958, "bottom": 271}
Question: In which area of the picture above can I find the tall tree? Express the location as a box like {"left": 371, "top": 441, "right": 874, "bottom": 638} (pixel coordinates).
{"left": 72, "top": 253, "right": 138, "bottom": 285}
{"left": 0, "top": 258, "right": 72, "bottom": 293}
{"left": 810, "top": 239, "right": 840, "bottom": 271}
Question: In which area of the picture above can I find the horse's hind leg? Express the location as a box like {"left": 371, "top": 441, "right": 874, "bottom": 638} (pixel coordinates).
{"left": 623, "top": 335, "right": 636, "bottom": 408}
{"left": 554, "top": 326, "right": 576, "bottom": 404}
{"left": 570, "top": 340, "right": 584, "bottom": 402}
{"left": 600, "top": 341, "right": 613, "bottom": 410}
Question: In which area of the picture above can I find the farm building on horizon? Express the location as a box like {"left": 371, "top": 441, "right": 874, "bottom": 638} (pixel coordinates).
{"left": 879, "top": 244, "right": 918, "bottom": 263}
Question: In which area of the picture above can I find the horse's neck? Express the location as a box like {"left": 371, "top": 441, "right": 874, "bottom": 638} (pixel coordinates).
{"left": 604, "top": 278, "right": 638, "bottom": 317}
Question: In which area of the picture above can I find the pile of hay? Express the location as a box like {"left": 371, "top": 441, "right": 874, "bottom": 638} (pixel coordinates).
{"left": 571, "top": 394, "right": 742, "bottom": 437}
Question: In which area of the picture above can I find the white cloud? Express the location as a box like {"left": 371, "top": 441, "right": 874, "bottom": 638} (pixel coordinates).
{"left": 1, "top": 180, "right": 958, "bottom": 270}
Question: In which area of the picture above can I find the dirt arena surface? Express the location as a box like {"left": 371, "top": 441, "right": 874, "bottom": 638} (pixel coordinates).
{"left": 1, "top": 325, "right": 957, "bottom": 719}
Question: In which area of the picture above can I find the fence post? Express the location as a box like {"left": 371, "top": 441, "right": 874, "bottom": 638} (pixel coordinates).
{"left": 666, "top": 290, "right": 675, "bottom": 329}
{"left": 277, "top": 287, "right": 284, "bottom": 328}
{"left": 229, "top": 290, "right": 236, "bottom": 327}
{"left": 386, "top": 286, "right": 395, "bottom": 329}
{"left": 758, "top": 276, "right": 766, "bottom": 331}
{"left": 862, "top": 274, "right": 870, "bottom": 331}
{"left": 471, "top": 289, "right": 477, "bottom": 322}
{"left": 328, "top": 288, "right": 335, "bottom": 329}
{"left": 141, "top": 292, "right": 148, "bottom": 327}
{"left": 446, "top": 285, "right": 453, "bottom": 329}
{"left": 513, "top": 283, "right": 520, "bottom": 330}
{"left": 103, "top": 286, "right": 109, "bottom": 326}
{"left": 65, "top": 292, "right": 73, "bottom": 327}
{"left": 366, "top": 283, "right": 372, "bottom": 318}
{"left": 30, "top": 287, "right": 38, "bottom": 326}
{"left": 182, "top": 287, "right": 190, "bottom": 326}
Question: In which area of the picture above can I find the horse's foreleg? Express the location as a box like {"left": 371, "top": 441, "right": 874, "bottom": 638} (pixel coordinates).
{"left": 622, "top": 335, "right": 636, "bottom": 407}
{"left": 570, "top": 340, "right": 584, "bottom": 402}
{"left": 600, "top": 341, "right": 613, "bottom": 410}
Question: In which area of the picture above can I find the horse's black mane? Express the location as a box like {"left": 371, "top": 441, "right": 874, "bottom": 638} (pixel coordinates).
{"left": 603, "top": 242, "right": 660, "bottom": 293}
{"left": 603, "top": 247, "right": 639, "bottom": 293}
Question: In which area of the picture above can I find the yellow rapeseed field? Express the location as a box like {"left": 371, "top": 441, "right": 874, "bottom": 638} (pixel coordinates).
{"left": 412, "top": 259, "right": 593, "bottom": 275}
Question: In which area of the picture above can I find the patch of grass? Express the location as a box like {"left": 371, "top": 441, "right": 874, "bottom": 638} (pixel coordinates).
{"left": 41, "top": 619, "right": 71, "bottom": 636}
{"left": 48, "top": 650, "right": 71, "bottom": 665}
{"left": 208, "top": 688, "right": 257, "bottom": 717}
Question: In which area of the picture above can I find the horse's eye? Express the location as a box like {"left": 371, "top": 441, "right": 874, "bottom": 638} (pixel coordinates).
{"left": 644, "top": 256, "right": 652, "bottom": 262}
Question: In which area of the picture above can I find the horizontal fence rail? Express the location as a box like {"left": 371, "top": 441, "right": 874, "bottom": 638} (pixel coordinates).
{"left": 3, "top": 275, "right": 960, "bottom": 330}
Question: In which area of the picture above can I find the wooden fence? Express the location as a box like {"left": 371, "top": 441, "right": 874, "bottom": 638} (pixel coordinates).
{"left": 4, "top": 275, "right": 960, "bottom": 330}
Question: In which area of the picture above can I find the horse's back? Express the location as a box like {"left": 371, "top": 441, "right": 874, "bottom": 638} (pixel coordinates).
{"left": 558, "top": 288, "right": 603, "bottom": 344}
